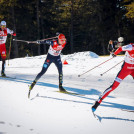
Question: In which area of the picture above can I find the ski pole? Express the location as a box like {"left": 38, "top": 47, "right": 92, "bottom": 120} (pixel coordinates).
{"left": 13, "top": 36, "right": 58, "bottom": 44}
{"left": 13, "top": 39, "right": 32, "bottom": 44}
{"left": 40, "top": 36, "right": 58, "bottom": 41}
{"left": 78, "top": 57, "right": 114, "bottom": 77}
{"left": 100, "top": 60, "right": 123, "bottom": 76}
{"left": 8, "top": 35, "right": 12, "bottom": 66}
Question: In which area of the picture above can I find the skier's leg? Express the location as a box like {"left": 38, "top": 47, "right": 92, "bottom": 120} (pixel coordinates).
{"left": 130, "top": 69, "right": 134, "bottom": 79}
{"left": 92, "top": 80, "right": 122, "bottom": 112}
{"left": 1, "top": 60, "right": 6, "bottom": 76}
{"left": 54, "top": 56, "right": 66, "bottom": 92}
{"left": 98, "top": 81, "right": 121, "bottom": 103}
{"left": 0, "top": 44, "right": 6, "bottom": 76}
{"left": 35, "top": 61, "right": 51, "bottom": 81}
{"left": 29, "top": 55, "right": 52, "bottom": 90}
{"left": 92, "top": 62, "right": 130, "bottom": 111}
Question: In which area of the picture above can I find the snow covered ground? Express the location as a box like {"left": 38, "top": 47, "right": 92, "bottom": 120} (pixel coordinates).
{"left": 0, "top": 51, "right": 134, "bottom": 134}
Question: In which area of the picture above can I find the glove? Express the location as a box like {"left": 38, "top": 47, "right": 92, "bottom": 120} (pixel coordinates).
{"left": 12, "top": 33, "right": 16, "bottom": 36}
{"left": 56, "top": 32, "right": 60, "bottom": 36}
{"left": 37, "top": 40, "right": 41, "bottom": 44}
{"left": 112, "top": 53, "right": 116, "bottom": 57}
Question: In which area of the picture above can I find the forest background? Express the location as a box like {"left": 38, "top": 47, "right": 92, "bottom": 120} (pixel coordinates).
{"left": 0, "top": 0, "right": 134, "bottom": 58}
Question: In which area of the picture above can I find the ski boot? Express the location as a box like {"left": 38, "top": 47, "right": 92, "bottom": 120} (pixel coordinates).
{"left": 59, "top": 84, "right": 66, "bottom": 92}
{"left": 92, "top": 101, "right": 100, "bottom": 112}
{"left": 1, "top": 71, "right": 6, "bottom": 77}
{"left": 28, "top": 80, "right": 37, "bottom": 98}
{"left": 29, "top": 80, "right": 37, "bottom": 91}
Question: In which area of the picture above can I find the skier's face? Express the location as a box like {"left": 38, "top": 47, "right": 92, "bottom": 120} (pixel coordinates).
{"left": 1, "top": 25, "right": 6, "bottom": 30}
{"left": 58, "top": 38, "right": 66, "bottom": 45}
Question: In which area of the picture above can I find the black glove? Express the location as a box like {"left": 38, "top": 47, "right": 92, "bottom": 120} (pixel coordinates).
{"left": 112, "top": 53, "right": 116, "bottom": 57}
{"left": 37, "top": 40, "right": 41, "bottom": 44}
{"left": 56, "top": 32, "right": 60, "bottom": 36}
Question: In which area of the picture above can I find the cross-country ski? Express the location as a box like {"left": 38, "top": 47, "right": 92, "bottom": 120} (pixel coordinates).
{"left": 0, "top": 76, "right": 16, "bottom": 79}
{"left": 92, "top": 111, "right": 102, "bottom": 122}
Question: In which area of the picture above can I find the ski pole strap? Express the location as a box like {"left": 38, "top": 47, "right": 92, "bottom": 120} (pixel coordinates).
{"left": 78, "top": 57, "right": 114, "bottom": 77}
{"left": 100, "top": 60, "right": 123, "bottom": 76}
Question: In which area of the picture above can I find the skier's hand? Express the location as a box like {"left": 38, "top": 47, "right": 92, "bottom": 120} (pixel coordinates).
{"left": 56, "top": 32, "right": 60, "bottom": 36}
{"left": 12, "top": 33, "right": 16, "bottom": 36}
{"left": 112, "top": 53, "right": 116, "bottom": 57}
{"left": 37, "top": 40, "right": 41, "bottom": 44}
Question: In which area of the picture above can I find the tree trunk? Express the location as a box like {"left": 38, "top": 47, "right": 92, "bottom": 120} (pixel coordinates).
{"left": 40, "top": 4, "right": 46, "bottom": 54}
{"left": 101, "top": 38, "right": 106, "bottom": 55}
{"left": 70, "top": 0, "right": 74, "bottom": 53}
{"left": 37, "top": 0, "right": 40, "bottom": 55}
{"left": 11, "top": 3, "right": 18, "bottom": 58}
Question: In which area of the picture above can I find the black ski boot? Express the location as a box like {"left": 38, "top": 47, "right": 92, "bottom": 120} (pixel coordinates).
{"left": 1, "top": 71, "right": 6, "bottom": 77}
{"left": 28, "top": 80, "right": 37, "bottom": 98}
{"left": 92, "top": 101, "right": 100, "bottom": 112}
{"left": 1, "top": 60, "right": 6, "bottom": 77}
{"left": 59, "top": 84, "right": 66, "bottom": 92}
{"left": 59, "top": 73, "right": 66, "bottom": 92}
{"left": 29, "top": 80, "right": 37, "bottom": 91}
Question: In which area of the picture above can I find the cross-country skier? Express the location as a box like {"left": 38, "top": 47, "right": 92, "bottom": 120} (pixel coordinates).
{"left": 92, "top": 42, "right": 134, "bottom": 112}
{"left": 29, "top": 33, "right": 67, "bottom": 95}
{"left": 0, "top": 20, "right": 16, "bottom": 76}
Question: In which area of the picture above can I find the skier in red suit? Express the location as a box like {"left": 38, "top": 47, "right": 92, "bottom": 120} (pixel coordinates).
{"left": 29, "top": 33, "right": 67, "bottom": 92}
{"left": 92, "top": 43, "right": 134, "bottom": 112}
{"left": 0, "top": 20, "right": 16, "bottom": 76}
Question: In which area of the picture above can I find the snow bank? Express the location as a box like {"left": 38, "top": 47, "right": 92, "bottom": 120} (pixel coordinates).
{"left": 62, "top": 51, "right": 99, "bottom": 61}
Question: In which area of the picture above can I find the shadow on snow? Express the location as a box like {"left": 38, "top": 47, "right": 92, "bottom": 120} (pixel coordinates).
{"left": 1, "top": 77, "right": 134, "bottom": 114}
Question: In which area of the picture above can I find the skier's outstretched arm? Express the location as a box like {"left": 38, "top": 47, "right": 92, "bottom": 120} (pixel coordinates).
{"left": 37, "top": 40, "right": 54, "bottom": 46}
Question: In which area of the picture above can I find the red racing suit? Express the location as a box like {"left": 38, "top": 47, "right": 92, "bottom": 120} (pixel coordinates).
{"left": 0, "top": 28, "right": 15, "bottom": 60}
{"left": 47, "top": 40, "right": 66, "bottom": 56}
{"left": 98, "top": 43, "right": 134, "bottom": 103}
